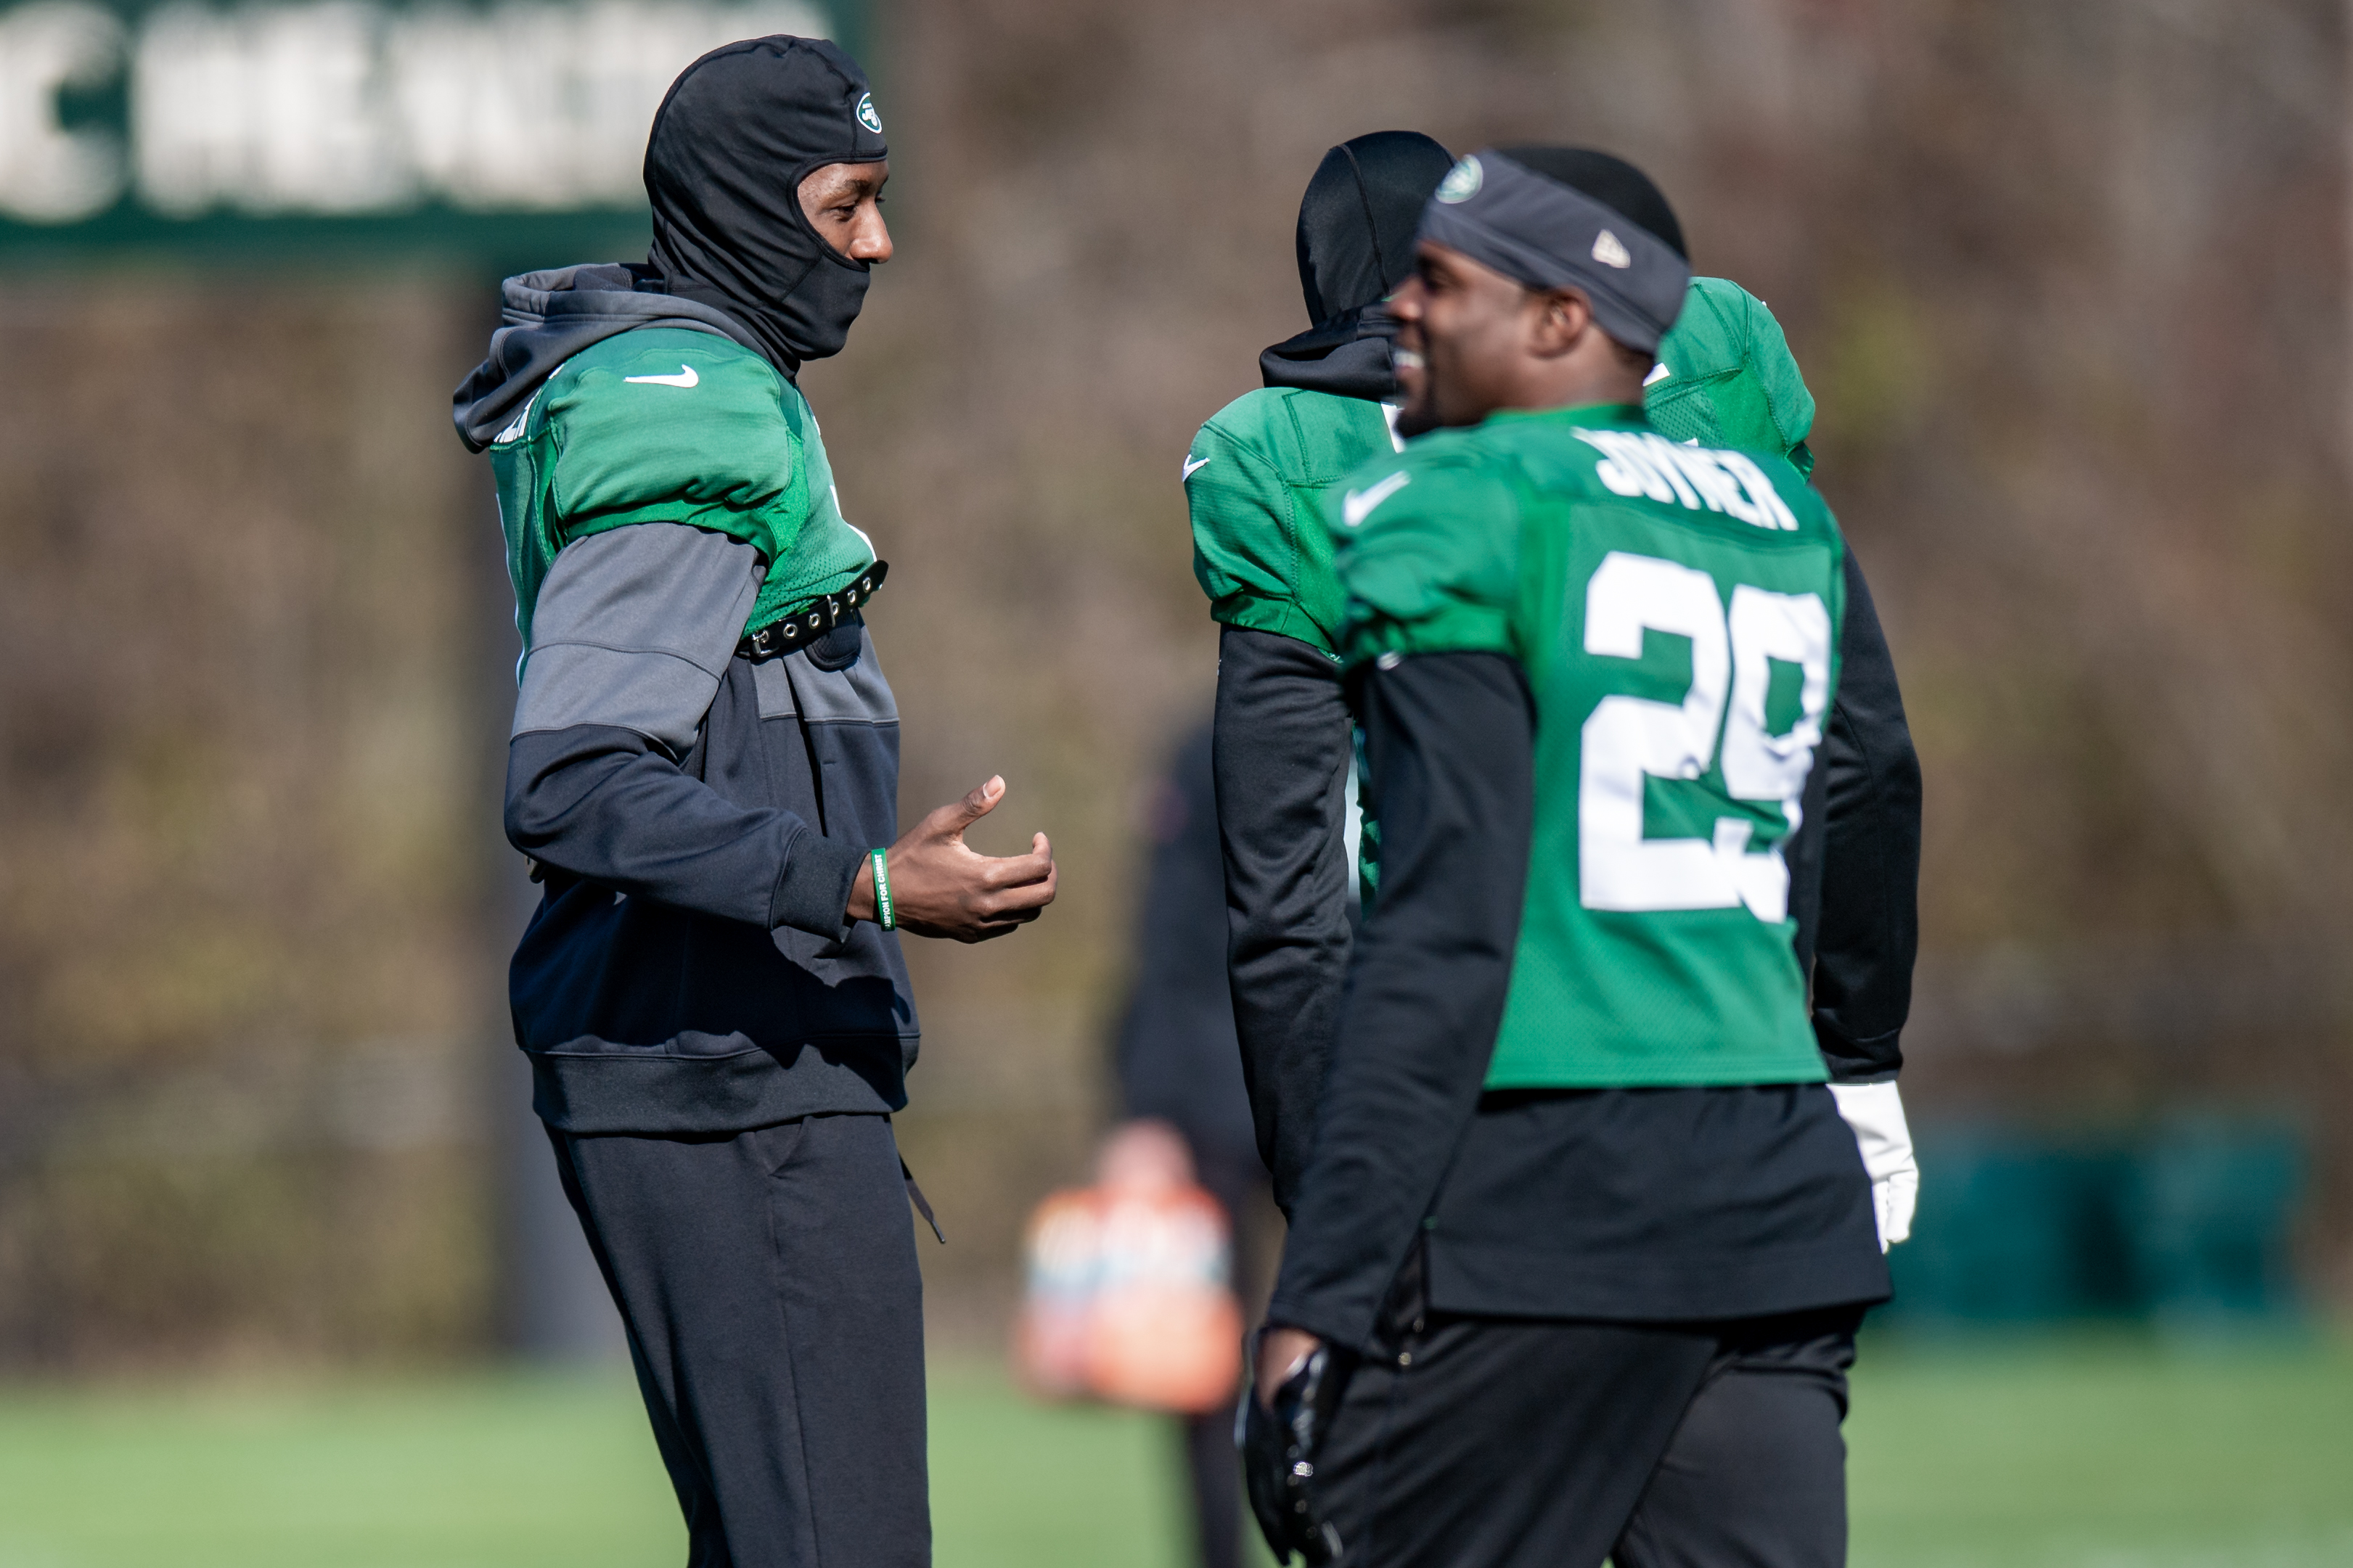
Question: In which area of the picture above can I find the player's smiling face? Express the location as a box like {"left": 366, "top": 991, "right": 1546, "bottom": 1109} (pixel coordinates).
{"left": 1390, "top": 238, "right": 1545, "bottom": 435}
{"left": 798, "top": 159, "right": 893, "bottom": 263}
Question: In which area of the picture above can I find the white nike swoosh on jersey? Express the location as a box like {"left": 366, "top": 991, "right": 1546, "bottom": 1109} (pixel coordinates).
{"left": 1643, "top": 361, "right": 1672, "bottom": 386}
{"left": 1342, "top": 470, "right": 1411, "bottom": 528}
{"left": 624, "top": 365, "right": 700, "bottom": 387}
{"left": 1182, "top": 455, "right": 1212, "bottom": 482}
{"left": 494, "top": 387, "right": 541, "bottom": 444}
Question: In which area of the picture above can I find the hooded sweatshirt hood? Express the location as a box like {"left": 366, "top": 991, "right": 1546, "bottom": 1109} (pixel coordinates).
{"left": 451, "top": 262, "right": 758, "bottom": 452}
{"left": 644, "top": 35, "right": 888, "bottom": 379}
{"left": 1259, "top": 130, "right": 1454, "bottom": 401}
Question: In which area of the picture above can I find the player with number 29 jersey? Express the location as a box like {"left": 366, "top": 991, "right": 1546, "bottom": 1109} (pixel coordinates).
{"left": 1246, "top": 147, "right": 1892, "bottom": 1568}
{"left": 1335, "top": 403, "right": 1843, "bottom": 1090}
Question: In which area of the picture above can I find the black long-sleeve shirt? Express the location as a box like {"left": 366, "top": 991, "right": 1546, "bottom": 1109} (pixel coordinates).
{"left": 1798, "top": 555, "right": 1921, "bottom": 1082}
{"left": 1212, "top": 627, "right": 1358, "bottom": 1214}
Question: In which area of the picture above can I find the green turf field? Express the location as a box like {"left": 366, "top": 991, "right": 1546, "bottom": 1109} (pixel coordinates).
{"left": 0, "top": 1336, "right": 2345, "bottom": 1567}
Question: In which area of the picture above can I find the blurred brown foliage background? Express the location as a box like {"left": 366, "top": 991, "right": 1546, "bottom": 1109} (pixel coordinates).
{"left": 1, "top": 0, "right": 2348, "bottom": 1368}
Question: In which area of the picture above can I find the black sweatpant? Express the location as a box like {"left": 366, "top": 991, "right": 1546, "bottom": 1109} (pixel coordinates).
{"left": 1309, "top": 1304, "right": 1860, "bottom": 1568}
{"left": 547, "top": 1112, "right": 929, "bottom": 1568}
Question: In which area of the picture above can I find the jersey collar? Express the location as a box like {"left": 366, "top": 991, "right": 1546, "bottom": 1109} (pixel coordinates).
{"left": 1482, "top": 400, "right": 1648, "bottom": 430}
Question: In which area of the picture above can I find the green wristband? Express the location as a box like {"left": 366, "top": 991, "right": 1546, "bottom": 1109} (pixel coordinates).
{"left": 869, "top": 848, "right": 896, "bottom": 931}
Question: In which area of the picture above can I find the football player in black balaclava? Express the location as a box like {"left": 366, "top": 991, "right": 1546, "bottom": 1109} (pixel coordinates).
{"left": 454, "top": 32, "right": 1061, "bottom": 1568}
{"left": 644, "top": 35, "right": 891, "bottom": 375}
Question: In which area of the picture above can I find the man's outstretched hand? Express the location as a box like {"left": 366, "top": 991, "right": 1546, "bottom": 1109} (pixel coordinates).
{"left": 847, "top": 776, "right": 1057, "bottom": 943}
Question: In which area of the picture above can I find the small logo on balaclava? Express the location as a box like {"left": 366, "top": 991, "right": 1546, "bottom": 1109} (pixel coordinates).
{"left": 856, "top": 92, "right": 882, "bottom": 134}
{"left": 1436, "top": 155, "right": 1482, "bottom": 204}
{"left": 1592, "top": 229, "right": 1632, "bottom": 268}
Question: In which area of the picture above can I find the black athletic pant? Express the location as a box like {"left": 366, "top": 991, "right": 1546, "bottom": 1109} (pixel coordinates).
{"left": 1310, "top": 1297, "right": 1861, "bottom": 1568}
{"left": 547, "top": 1112, "right": 929, "bottom": 1568}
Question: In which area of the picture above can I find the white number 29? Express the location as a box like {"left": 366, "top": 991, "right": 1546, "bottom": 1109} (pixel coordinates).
{"left": 1577, "top": 551, "right": 1831, "bottom": 922}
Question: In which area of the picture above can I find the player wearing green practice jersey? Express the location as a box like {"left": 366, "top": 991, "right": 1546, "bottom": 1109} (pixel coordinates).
{"left": 1184, "top": 129, "right": 1454, "bottom": 1216}
{"left": 1240, "top": 149, "right": 1897, "bottom": 1568}
{"left": 451, "top": 38, "right": 1057, "bottom": 1567}
{"left": 1192, "top": 251, "right": 1922, "bottom": 1237}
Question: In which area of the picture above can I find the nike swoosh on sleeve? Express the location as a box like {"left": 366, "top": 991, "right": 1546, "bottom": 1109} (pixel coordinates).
{"left": 623, "top": 365, "right": 700, "bottom": 387}
{"left": 1341, "top": 470, "right": 1411, "bottom": 528}
{"left": 1181, "top": 454, "right": 1212, "bottom": 482}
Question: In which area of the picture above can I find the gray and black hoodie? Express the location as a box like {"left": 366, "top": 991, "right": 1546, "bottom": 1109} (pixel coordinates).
{"left": 457, "top": 262, "right": 914, "bottom": 1137}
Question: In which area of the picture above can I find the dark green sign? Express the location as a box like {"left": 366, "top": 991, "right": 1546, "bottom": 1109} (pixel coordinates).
{"left": 0, "top": 0, "right": 859, "bottom": 260}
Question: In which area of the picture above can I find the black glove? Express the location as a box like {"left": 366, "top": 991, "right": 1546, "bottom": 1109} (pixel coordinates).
{"left": 1238, "top": 1333, "right": 1349, "bottom": 1564}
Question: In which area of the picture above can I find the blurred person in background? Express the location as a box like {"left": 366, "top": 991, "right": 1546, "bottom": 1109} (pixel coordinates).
{"left": 1107, "top": 719, "right": 1271, "bottom": 1568}
{"left": 1187, "top": 137, "right": 1922, "bottom": 1263}
{"left": 1242, "top": 147, "right": 1901, "bottom": 1568}
{"left": 451, "top": 37, "right": 1056, "bottom": 1568}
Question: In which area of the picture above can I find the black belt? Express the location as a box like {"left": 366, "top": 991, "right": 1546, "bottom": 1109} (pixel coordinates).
{"left": 738, "top": 560, "right": 888, "bottom": 662}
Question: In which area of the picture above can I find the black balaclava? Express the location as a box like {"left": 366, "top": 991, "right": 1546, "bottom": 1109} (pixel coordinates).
{"left": 642, "top": 36, "right": 888, "bottom": 379}
{"left": 1259, "top": 130, "right": 1454, "bottom": 400}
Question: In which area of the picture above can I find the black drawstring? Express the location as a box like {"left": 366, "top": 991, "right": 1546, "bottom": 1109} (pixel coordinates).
{"left": 901, "top": 1157, "right": 944, "bottom": 1244}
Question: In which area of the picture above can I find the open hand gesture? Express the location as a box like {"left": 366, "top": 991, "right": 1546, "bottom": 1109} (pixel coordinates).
{"left": 849, "top": 776, "right": 1057, "bottom": 943}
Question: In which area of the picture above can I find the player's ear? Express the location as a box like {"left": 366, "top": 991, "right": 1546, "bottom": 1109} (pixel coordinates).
{"left": 1526, "top": 286, "right": 1592, "bottom": 360}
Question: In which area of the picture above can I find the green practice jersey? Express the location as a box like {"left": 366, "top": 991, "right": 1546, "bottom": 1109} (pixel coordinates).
{"left": 1329, "top": 404, "right": 1846, "bottom": 1089}
{"left": 1184, "top": 278, "right": 1813, "bottom": 657}
{"left": 1643, "top": 277, "right": 1818, "bottom": 478}
{"left": 488, "top": 327, "right": 877, "bottom": 657}
{"left": 1184, "top": 387, "right": 1402, "bottom": 657}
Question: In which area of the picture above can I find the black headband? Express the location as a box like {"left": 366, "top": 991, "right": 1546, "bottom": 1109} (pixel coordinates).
{"left": 1417, "top": 149, "right": 1690, "bottom": 353}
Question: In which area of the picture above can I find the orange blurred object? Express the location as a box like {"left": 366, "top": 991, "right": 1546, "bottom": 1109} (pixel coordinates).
{"left": 1013, "top": 1120, "right": 1243, "bottom": 1414}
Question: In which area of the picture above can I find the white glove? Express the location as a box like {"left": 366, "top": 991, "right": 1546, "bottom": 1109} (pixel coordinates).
{"left": 1828, "top": 1081, "right": 1918, "bottom": 1252}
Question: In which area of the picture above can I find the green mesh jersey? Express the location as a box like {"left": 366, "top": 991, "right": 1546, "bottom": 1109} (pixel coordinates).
{"left": 1184, "top": 387, "right": 1402, "bottom": 657}
{"left": 1329, "top": 404, "right": 1846, "bottom": 1089}
{"left": 1643, "top": 276, "right": 1818, "bottom": 480}
{"left": 488, "top": 327, "right": 877, "bottom": 657}
{"left": 1184, "top": 279, "right": 1813, "bottom": 655}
